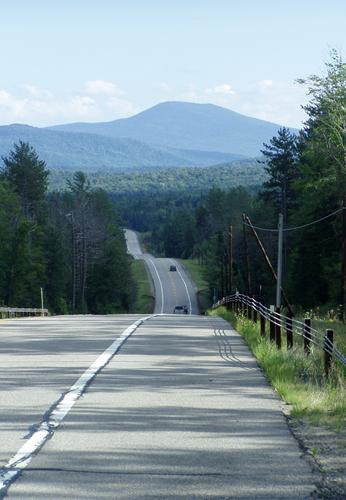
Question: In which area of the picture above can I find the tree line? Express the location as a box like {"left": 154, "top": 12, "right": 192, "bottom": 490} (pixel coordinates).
{"left": 0, "top": 142, "right": 134, "bottom": 313}
{"left": 143, "top": 51, "right": 346, "bottom": 314}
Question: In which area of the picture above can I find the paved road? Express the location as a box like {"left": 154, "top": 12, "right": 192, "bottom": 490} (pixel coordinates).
{"left": 0, "top": 231, "right": 316, "bottom": 498}
{"left": 125, "top": 229, "right": 199, "bottom": 315}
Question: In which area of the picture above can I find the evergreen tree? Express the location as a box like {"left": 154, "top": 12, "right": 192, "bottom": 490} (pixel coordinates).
{"left": 259, "top": 127, "right": 298, "bottom": 224}
{"left": 289, "top": 51, "right": 346, "bottom": 309}
{"left": 1, "top": 141, "right": 49, "bottom": 219}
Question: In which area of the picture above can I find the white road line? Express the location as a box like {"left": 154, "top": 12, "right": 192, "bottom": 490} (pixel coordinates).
{"left": 147, "top": 258, "right": 165, "bottom": 314}
{"left": 0, "top": 314, "right": 159, "bottom": 495}
{"left": 171, "top": 260, "right": 192, "bottom": 315}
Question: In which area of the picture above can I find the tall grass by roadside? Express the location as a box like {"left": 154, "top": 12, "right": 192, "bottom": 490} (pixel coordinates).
{"left": 178, "top": 259, "right": 211, "bottom": 312}
{"left": 131, "top": 259, "right": 154, "bottom": 314}
{"left": 209, "top": 306, "right": 346, "bottom": 432}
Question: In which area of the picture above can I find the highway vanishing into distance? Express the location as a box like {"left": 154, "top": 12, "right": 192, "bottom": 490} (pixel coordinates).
{"left": 125, "top": 230, "right": 199, "bottom": 315}
{"left": 0, "top": 232, "right": 316, "bottom": 498}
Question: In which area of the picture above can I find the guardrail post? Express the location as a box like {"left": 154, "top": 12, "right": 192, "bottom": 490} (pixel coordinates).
{"left": 275, "top": 307, "right": 281, "bottom": 349}
{"left": 269, "top": 313, "right": 275, "bottom": 342}
{"left": 247, "top": 301, "right": 252, "bottom": 320}
{"left": 324, "top": 329, "right": 333, "bottom": 377}
{"left": 260, "top": 313, "right": 266, "bottom": 337}
{"left": 304, "top": 318, "right": 311, "bottom": 356}
{"left": 286, "top": 312, "right": 293, "bottom": 349}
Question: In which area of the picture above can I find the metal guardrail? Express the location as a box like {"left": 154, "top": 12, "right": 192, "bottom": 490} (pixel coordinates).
{"left": 213, "top": 293, "right": 346, "bottom": 372}
{"left": 0, "top": 307, "right": 49, "bottom": 318}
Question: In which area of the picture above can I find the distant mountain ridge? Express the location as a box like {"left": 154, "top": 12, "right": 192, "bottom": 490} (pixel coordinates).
{"left": 0, "top": 123, "right": 242, "bottom": 170}
{"left": 48, "top": 101, "right": 295, "bottom": 157}
{"left": 0, "top": 102, "right": 297, "bottom": 170}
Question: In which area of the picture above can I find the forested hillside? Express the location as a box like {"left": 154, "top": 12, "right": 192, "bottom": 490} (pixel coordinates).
{"left": 48, "top": 159, "right": 265, "bottom": 194}
{"left": 0, "top": 124, "right": 240, "bottom": 170}
{"left": 1, "top": 52, "right": 344, "bottom": 317}
{"left": 0, "top": 142, "right": 133, "bottom": 313}
{"left": 131, "top": 53, "right": 346, "bottom": 315}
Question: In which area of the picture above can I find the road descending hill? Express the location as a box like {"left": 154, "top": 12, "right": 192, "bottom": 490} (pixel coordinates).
{"left": 0, "top": 231, "right": 317, "bottom": 498}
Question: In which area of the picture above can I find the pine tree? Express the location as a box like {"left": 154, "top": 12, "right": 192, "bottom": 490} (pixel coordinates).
{"left": 1, "top": 141, "right": 49, "bottom": 219}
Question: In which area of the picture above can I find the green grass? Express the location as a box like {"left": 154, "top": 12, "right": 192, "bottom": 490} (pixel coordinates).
{"left": 297, "top": 316, "right": 346, "bottom": 354}
{"left": 131, "top": 259, "right": 154, "bottom": 314}
{"left": 178, "top": 259, "right": 211, "bottom": 313}
{"left": 209, "top": 306, "right": 346, "bottom": 432}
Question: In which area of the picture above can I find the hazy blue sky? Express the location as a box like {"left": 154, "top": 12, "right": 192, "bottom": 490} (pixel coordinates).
{"left": 0, "top": 0, "right": 345, "bottom": 127}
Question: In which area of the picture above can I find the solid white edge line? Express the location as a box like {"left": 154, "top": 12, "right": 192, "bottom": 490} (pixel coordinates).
{"left": 171, "top": 260, "right": 192, "bottom": 315}
{"left": 0, "top": 313, "right": 161, "bottom": 495}
{"left": 147, "top": 258, "right": 165, "bottom": 314}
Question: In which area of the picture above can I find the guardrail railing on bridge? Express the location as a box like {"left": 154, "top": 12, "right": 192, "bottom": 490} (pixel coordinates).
{"left": 0, "top": 307, "right": 49, "bottom": 319}
{"left": 213, "top": 293, "right": 346, "bottom": 375}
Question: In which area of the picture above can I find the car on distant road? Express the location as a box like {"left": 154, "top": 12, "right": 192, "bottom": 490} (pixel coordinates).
{"left": 173, "top": 305, "right": 188, "bottom": 314}
{"left": 170, "top": 265, "right": 177, "bottom": 271}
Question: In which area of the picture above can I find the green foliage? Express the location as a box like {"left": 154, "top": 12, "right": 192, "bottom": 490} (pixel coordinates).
{"left": 287, "top": 51, "right": 346, "bottom": 309}
{"left": 210, "top": 307, "right": 346, "bottom": 431}
{"left": 0, "top": 142, "right": 135, "bottom": 314}
{"left": 259, "top": 126, "right": 298, "bottom": 221}
{"left": 178, "top": 259, "right": 211, "bottom": 312}
{"left": 48, "top": 160, "right": 266, "bottom": 195}
{"left": 130, "top": 259, "right": 154, "bottom": 314}
{"left": 1, "top": 141, "right": 49, "bottom": 219}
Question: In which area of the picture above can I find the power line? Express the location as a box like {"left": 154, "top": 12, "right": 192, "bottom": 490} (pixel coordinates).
{"left": 243, "top": 207, "right": 345, "bottom": 233}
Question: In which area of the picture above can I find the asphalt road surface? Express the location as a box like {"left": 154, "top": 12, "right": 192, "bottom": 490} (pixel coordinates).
{"left": 0, "top": 232, "right": 316, "bottom": 498}
{"left": 125, "top": 229, "right": 199, "bottom": 315}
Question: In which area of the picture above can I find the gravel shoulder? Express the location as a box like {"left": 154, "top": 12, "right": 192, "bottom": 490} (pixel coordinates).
{"left": 283, "top": 407, "right": 346, "bottom": 498}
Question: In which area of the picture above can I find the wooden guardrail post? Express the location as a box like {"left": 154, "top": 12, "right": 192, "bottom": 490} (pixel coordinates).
{"left": 275, "top": 307, "right": 281, "bottom": 349}
{"left": 286, "top": 311, "right": 293, "bottom": 349}
{"left": 247, "top": 301, "right": 252, "bottom": 320}
{"left": 304, "top": 318, "right": 311, "bottom": 356}
{"left": 260, "top": 313, "right": 266, "bottom": 337}
{"left": 269, "top": 312, "right": 275, "bottom": 342}
{"left": 324, "top": 329, "right": 333, "bottom": 377}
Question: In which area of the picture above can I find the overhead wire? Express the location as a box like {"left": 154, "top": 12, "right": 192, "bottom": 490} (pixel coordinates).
{"left": 243, "top": 207, "right": 345, "bottom": 233}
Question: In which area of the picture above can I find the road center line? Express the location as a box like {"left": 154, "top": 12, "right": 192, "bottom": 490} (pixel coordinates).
{"left": 171, "top": 260, "right": 192, "bottom": 315}
{"left": 0, "top": 314, "right": 160, "bottom": 496}
{"left": 146, "top": 257, "right": 165, "bottom": 314}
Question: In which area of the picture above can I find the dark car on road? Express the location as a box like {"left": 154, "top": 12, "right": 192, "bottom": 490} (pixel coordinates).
{"left": 170, "top": 265, "right": 177, "bottom": 271}
{"left": 173, "top": 305, "right": 188, "bottom": 314}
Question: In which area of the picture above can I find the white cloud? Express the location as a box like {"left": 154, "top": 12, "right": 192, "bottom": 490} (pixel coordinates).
{"left": 175, "top": 80, "right": 307, "bottom": 128}
{"left": 158, "top": 82, "right": 170, "bottom": 91}
{"left": 0, "top": 81, "right": 137, "bottom": 126}
{"left": 21, "top": 84, "right": 53, "bottom": 99}
{"left": 0, "top": 90, "right": 10, "bottom": 104}
{"left": 85, "top": 79, "right": 122, "bottom": 96}
{"left": 206, "top": 84, "right": 235, "bottom": 95}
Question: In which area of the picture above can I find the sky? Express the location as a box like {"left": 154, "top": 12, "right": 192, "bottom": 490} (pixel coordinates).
{"left": 0, "top": 0, "right": 345, "bottom": 128}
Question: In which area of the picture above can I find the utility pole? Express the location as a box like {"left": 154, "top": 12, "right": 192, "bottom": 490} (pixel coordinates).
{"left": 242, "top": 214, "right": 251, "bottom": 295}
{"left": 228, "top": 225, "right": 233, "bottom": 294}
{"left": 276, "top": 213, "right": 284, "bottom": 309}
{"left": 342, "top": 196, "right": 346, "bottom": 322}
{"left": 245, "top": 214, "right": 293, "bottom": 316}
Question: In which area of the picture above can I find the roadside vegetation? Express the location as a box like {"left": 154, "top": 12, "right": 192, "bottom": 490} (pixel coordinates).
{"left": 0, "top": 143, "right": 134, "bottom": 314}
{"left": 210, "top": 306, "right": 346, "bottom": 432}
{"left": 127, "top": 53, "right": 346, "bottom": 326}
{"left": 178, "top": 259, "right": 211, "bottom": 312}
{"left": 130, "top": 259, "right": 154, "bottom": 314}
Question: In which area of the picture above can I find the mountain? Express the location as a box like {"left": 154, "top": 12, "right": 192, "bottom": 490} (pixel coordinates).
{"left": 0, "top": 102, "right": 296, "bottom": 170}
{"left": 0, "top": 124, "right": 242, "bottom": 170}
{"left": 48, "top": 101, "right": 296, "bottom": 157}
